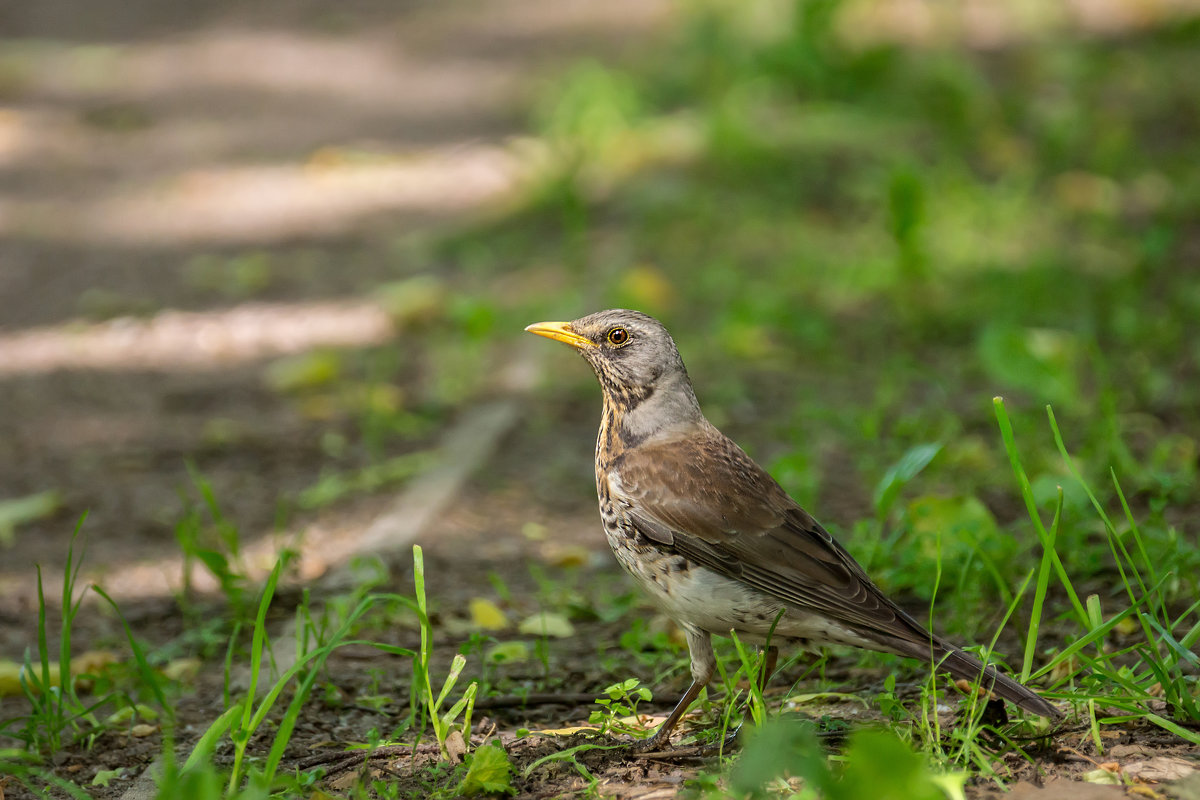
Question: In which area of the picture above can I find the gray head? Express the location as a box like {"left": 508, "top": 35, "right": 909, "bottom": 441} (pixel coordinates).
{"left": 525, "top": 309, "right": 702, "bottom": 424}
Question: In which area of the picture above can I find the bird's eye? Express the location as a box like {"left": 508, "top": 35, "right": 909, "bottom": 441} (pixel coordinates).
{"left": 607, "top": 327, "right": 630, "bottom": 346}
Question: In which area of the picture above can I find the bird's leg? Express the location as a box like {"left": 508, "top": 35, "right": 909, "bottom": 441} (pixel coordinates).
{"left": 640, "top": 643, "right": 779, "bottom": 755}
{"left": 638, "top": 678, "right": 707, "bottom": 751}
{"left": 635, "top": 627, "right": 714, "bottom": 751}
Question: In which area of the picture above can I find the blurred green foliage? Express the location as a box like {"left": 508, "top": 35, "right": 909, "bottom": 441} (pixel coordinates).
{"left": 361, "top": 0, "right": 1200, "bottom": 628}
{"left": 726, "top": 717, "right": 963, "bottom": 800}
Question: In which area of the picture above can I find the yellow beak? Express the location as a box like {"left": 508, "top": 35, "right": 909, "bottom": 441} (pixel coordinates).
{"left": 524, "top": 321, "right": 596, "bottom": 350}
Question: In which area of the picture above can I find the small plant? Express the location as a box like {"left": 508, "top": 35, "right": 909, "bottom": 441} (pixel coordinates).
{"left": 997, "top": 400, "right": 1200, "bottom": 745}
{"left": 172, "top": 557, "right": 421, "bottom": 795}
{"left": 588, "top": 678, "right": 654, "bottom": 738}
{"left": 412, "top": 544, "right": 480, "bottom": 759}
{"left": 175, "top": 464, "right": 251, "bottom": 621}
{"left": 702, "top": 619, "right": 788, "bottom": 752}
{"left": 13, "top": 519, "right": 98, "bottom": 757}
{"left": 454, "top": 741, "right": 517, "bottom": 797}
{"left": 523, "top": 742, "right": 620, "bottom": 797}
{"left": 0, "top": 519, "right": 175, "bottom": 797}
{"left": 0, "top": 749, "right": 90, "bottom": 800}
{"left": 728, "top": 630, "right": 779, "bottom": 733}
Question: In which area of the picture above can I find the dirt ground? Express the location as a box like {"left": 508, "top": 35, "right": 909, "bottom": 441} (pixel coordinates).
{"left": 0, "top": 0, "right": 669, "bottom": 589}
{"left": 1, "top": 1, "right": 1198, "bottom": 798}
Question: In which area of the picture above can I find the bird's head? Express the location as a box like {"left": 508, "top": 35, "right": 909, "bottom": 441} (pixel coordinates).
{"left": 525, "top": 309, "right": 693, "bottom": 409}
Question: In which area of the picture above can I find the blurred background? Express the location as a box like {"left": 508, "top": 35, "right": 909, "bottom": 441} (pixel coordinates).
{"left": 1, "top": 0, "right": 1198, "bottom": 631}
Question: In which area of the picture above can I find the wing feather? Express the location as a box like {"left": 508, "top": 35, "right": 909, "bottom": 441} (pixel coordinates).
{"left": 612, "top": 428, "right": 937, "bottom": 652}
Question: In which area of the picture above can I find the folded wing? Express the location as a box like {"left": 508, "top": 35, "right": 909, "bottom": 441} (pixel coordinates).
{"left": 611, "top": 427, "right": 1060, "bottom": 718}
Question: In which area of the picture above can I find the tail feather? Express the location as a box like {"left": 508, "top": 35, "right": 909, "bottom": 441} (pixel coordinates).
{"left": 867, "top": 598, "right": 1061, "bottom": 719}
{"left": 932, "top": 643, "right": 1061, "bottom": 719}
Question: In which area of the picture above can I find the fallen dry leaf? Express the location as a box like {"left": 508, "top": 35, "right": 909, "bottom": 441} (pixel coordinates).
{"left": 1007, "top": 776, "right": 1127, "bottom": 799}
{"left": 532, "top": 726, "right": 600, "bottom": 736}
{"left": 468, "top": 598, "right": 509, "bottom": 631}
{"left": 444, "top": 729, "right": 467, "bottom": 763}
{"left": 162, "top": 657, "right": 203, "bottom": 683}
{"left": 0, "top": 651, "right": 120, "bottom": 697}
{"left": 1125, "top": 758, "right": 1196, "bottom": 783}
{"left": 1110, "top": 745, "right": 1158, "bottom": 759}
{"left": 328, "top": 771, "right": 359, "bottom": 792}
{"left": 539, "top": 543, "right": 591, "bottom": 568}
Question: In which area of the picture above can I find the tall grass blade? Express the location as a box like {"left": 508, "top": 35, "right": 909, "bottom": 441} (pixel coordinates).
{"left": 91, "top": 587, "right": 170, "bottom": 717}
{"left": 1022, "top": 487, "right": 1061, "bottom": 682}
{"left": 992, "top": 398, "right": 1087, "bottom": 626}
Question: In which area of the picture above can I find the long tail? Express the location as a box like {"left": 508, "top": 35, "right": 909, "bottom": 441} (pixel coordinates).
{"left": 863, "top": 590, "right": 1062, "bottom": 719}
{"left": 930, "top": 640, "right": 1061, "bottom": 719}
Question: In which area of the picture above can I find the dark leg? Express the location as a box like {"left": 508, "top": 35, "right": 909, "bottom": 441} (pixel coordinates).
{"left": 640, "top": 678, "right": 707, "bottom": 750}
{"left": 637, "top": 627, "right": 715, "bottom": 750}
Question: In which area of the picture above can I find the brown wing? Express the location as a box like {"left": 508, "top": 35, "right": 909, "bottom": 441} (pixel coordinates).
{"left": 611, "top": 426, "right": 1062, "bottom": 719}
{"left": 611, "top": 427, "right": 931, "bottom": 651}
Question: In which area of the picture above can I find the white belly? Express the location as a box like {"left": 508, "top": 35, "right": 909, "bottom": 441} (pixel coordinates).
{"left": 610, "top": 540, "right": 879, "bottom": 650}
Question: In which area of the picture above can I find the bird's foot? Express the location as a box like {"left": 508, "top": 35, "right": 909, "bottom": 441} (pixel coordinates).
{"left": 627, "top": 733, "right": 672, "bottom": 754}
{"left": 629, "top": 727, "right": 742, "bottom": 759}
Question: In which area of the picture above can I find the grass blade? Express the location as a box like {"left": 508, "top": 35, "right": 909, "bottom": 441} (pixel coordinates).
{"left": 1022, "top": 486, "right": 1061, "bottom": 682}
{"left": 992, "top": 398, "right": 1088, "bottom": 627}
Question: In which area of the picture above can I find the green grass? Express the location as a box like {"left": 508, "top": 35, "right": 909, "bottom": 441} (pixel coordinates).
{"left": 4, "top": 0, "right": 1200, "bottom": 796}
{"left": 3, "top": 404, "right": 1196, "bottom": 796}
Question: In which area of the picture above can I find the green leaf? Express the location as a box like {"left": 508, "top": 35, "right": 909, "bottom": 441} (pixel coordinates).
{"left": 873, "top": 443, "right": 942, "bottom": 519}
{"left": 838, "top": 730, "right": 955, "bottom": 800}
{"left": 263, "top": 351, "right": 342, "bottom": 393}
{"left": 484, "top": 641, "right": 529, "bottom": 664}
{"left": 457, "top": 742, "right": 517, "bottom": 796}
{"left": 904, "top": 494, "right": 997, "bottom": 558}
{"left": 977, "top": 324, "right": 1079, "bottom": 406}
{"left": 730, "top": 717, "right": 828, "bottom": 798}
{"left": 517, "top": 612, "right": 575, "bottom": 638}
{"left": 92, "top": 768, "right": 126, "bottom": 787}
{"left": 0, "top": 490, "right": 62, "bottom": 546}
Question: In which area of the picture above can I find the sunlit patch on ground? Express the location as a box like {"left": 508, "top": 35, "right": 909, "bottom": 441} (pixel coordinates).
{"left": 0, "top": 300, "right": 394, "bottom": 374}
{"left": 1, "top": 145, "right": 524, "bottom": 245}
{"left": 840, "top": 0, "right": 1200, "bottom": 47}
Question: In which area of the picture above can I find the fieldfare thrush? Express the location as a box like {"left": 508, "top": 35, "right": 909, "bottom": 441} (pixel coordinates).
{"left": 526, "top": 309, "right": 1060, "bottom": 748}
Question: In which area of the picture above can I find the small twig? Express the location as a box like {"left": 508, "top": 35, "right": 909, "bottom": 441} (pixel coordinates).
{"left": 297, "top": 742, "right": 436, "bottom": 773}
{"left": 370, "top": 763, "right": 410, "bottom": 780}
{"left": 632, "top": 742, "right": 724, "bottom": 761}
{"left": 1057, "top": 744, "right": 1105, "bottom": 766}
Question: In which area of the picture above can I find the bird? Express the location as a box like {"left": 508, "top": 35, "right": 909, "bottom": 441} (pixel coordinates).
{"left": 525, "top": 309, "right": 1060, "bottom": 749}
